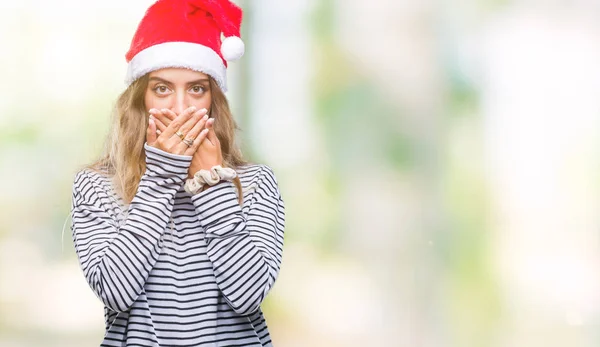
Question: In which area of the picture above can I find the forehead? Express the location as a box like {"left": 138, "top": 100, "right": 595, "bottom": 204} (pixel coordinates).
{"left": 149, "top": 68, "right": 209, "bottom": 82}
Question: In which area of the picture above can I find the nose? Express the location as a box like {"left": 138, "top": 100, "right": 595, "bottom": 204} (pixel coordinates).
{"left": 172, "top": 92, "right": 190, "bottom": 115}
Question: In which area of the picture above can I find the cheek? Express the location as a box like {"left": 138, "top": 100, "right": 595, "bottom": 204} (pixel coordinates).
{"left": 189, "top": 92, "right": 212, "bottom": 111}
{"left": 144, "top": 90, "right": 169, "bottom": 110}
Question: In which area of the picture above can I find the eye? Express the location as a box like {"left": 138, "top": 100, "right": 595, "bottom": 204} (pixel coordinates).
{"left": 153, "top": 85, "right": 171, "bottom": 95}
{"left": 189, "top": 85, "right": 206, "bottom": 94}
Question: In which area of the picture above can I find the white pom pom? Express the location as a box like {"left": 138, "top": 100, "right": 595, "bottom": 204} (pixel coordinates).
{"left": 221, "top": 36, "right": 245, "bottom": 61}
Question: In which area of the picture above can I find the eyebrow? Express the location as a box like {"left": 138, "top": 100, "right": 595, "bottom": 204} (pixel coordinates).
{"left": 148, "top": 76, "right": 210, "bottom": 86}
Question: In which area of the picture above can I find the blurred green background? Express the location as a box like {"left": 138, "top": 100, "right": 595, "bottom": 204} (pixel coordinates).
{"left": 1, "top": 0, "right": 600, "bottom": 346}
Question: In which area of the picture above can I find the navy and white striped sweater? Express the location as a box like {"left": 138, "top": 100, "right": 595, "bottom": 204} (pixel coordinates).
{"left": 71, "top": 143, "right": 285, "bottom": 346}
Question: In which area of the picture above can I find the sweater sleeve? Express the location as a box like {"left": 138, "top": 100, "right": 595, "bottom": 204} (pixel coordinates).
{"left": 71, "top": 143, "right": 192, "bottom": 312}
{"left": 190, "top": 165, "right": 286, "bottom": 315}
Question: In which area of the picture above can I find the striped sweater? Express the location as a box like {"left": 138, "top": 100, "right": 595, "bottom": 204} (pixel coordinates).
{"left": 71, "top": 143, "right": 285, "bottom": 346}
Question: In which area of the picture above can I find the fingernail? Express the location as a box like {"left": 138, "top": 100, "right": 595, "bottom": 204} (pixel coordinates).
{"left": 202, "top": 114, "right": 209, "bottom": 120}
{"left": 149, "top": 108, "right": 158, "bottom": 113}
{"left": 149, "top": 115, "right": 154, "bottom": 120}
{"left": 200, "top": 108, "right": 207, "bottom": 114}
{"left": 189, "top": 106, "right": 197, "bottom": 112}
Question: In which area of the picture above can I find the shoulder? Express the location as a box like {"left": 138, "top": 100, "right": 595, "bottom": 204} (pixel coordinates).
{"left": 235, "top": 163, "right": 281, "bottom": 199}
{"left": 236, "top": 163, "right": 279, "bottom": 184}
{"left": 74, "top": 168, "right": 111, "bottom": 189}
{"left": 72, "top": 168, "right": 113, "bottom": 204}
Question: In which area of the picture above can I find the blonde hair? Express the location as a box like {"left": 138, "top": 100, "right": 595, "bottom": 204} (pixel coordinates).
{"left": 88, "top": 73, "right": 248, "bottom": 205}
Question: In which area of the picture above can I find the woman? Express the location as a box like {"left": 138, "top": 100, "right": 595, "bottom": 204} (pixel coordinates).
{"left": 70, "top": 1, "right": 285, "bottom": 346}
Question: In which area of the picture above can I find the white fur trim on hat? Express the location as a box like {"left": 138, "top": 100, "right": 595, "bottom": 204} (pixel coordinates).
{"left": 125, "top": 41, "right": 228, "bottom": 91}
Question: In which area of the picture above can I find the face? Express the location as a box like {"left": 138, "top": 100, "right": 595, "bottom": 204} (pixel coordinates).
{"left": 144, "top": 68, "right": 212, "bottom": 115}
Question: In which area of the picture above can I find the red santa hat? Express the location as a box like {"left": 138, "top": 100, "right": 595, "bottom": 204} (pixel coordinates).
{"left": 124, "top": 0, "right": 245, "bottom": 92}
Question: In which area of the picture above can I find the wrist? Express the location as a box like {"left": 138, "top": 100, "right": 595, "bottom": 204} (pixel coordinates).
{"left": 184, "top": 166, "right": 235, "bottom": 195}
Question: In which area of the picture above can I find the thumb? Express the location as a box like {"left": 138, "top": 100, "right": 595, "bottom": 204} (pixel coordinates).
{"left": 147, "top": 117, "right": 157, "bottom": 144}
{"left": 205, "top": 121, "right": 219, "bottom": 146}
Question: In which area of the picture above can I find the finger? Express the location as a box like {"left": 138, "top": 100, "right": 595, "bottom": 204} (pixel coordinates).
{"left": 161, "top": 108, "right": 178, "bottom": 121}
{"left": 177, "top": 108, "right": 209, "bottom": 139}
{"left": 205, "top": 117, "right": 215, "bottom": 129}
{"left": 153, "top": 116, "right": 168, "bottom": 132}
{"left": 160, "top": 106, "right": 198, "bottom": 140}
{"left": 183, "top": 128, "right": 210, "bottom": 156}
{"left": 169, "top": 108, "right": 208, "bottom": 149}
{"left": 165, "top": 107, "right": 208, "bottom": 149}
{"left": 205, "top": 123, "right": 219, "bottom": 147}
{"left": 150, "top": 109, "right": 171, "bottom": 128}
{"left": 175, "top": 112, "right": 210, "bottom": 153}
{"left": 147, "top": 117, "right": 157, "bottom": 144}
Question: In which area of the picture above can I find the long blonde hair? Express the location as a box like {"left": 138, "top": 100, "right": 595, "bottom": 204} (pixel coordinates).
{"left": 88, "top": 73, "right": 248, "bottom": 205}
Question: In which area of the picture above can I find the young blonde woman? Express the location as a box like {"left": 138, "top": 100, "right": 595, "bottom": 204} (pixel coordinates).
{"left": 70, "top": 1, "right": 285, "bottom": 346}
